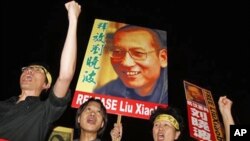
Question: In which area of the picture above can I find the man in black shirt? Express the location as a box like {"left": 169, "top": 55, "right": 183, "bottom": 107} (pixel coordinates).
{"left": 0, "top": 1, "right": 81, "bottom": 141}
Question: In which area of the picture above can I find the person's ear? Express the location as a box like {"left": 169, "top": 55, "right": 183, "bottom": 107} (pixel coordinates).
{"left": 174, "top": 131, "right": 181, "bottom": 140}
{"left": 43, "top": 83, "right": 51, "bottom": 91}
{"left": 159, "top": 49, "right": 167, "bottom": 67}
{"left": 101, "top": 121, "right": 104, "bottom": 128}
{"left": 77, "top": 116, "right": 80, "bottom": 124}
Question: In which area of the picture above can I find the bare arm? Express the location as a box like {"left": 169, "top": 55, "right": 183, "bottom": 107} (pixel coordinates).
{"left": 218, "top": 96, "right": 235, "bottom": 141}
{"left": 53, "top": 1, "right": 81, "bottom": 98}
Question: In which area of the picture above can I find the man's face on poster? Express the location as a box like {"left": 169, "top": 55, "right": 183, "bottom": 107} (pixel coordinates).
{"left": 109, "top": 29, "right": 167, "bottom": 94}
{"left": 187, "top": 85, "right": 204, "bottom": 102}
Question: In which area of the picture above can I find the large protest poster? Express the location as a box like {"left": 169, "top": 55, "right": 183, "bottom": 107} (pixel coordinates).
{"left": 71, "top": 19, "right": 168, "bottom": 119}
{"left": 183, "top": 80, "right": 224, "bottom": 141}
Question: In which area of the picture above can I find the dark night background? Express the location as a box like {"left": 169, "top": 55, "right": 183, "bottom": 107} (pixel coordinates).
{"left": 1, "top": 0, "right": 249, "bottom": 140}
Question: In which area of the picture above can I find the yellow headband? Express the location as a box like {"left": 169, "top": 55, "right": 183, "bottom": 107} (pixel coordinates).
{"left": 154, "top": 114, "right": 179, "bottom": 130}
{"left": 45, "top": 69, "right": 52, "bottom": 85}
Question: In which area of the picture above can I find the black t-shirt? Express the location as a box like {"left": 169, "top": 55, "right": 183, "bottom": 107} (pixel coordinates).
{"left": 0, "top": 89, "right": 71, "bottom": 141}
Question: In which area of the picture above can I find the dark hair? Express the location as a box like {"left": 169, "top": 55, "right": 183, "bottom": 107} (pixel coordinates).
{"left": 75, "top": 98, "right": 108, "bottom": 136}
{"left": 150, "top": 106, "right": 184, "bottom": 132}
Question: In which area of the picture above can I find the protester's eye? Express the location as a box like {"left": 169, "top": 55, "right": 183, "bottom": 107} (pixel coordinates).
{"left": 164, "top": 123, "right": 169, "bottom": 126}
{"left": 154, "top": 123, "right": 159, "bottom": 127}
{"left": 86, "top": 107, "right": 91, "bottom": 112}
{"left": 97, "top": 110, "right": 102, "bottom": 115}
{"left": 33, "top": 67, "right": 41, "bottom": 72}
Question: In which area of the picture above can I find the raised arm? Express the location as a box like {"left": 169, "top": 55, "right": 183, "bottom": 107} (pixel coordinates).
{"left": 53, "top": 1, "right": 81, "bottom": 98}
{"left": 218, "top": 96, "right": 235, "bottom": 141}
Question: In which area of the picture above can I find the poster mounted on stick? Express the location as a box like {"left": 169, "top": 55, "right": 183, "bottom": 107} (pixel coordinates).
{"left": 72, "top": 19, "right": 168, "bottom": 119}
{"left": 184, "top": 80, "right": 224, "bottom": 141}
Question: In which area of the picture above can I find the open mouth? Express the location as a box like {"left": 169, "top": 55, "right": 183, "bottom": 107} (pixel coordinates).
{"left": 87, "top": 116, "right": 97, "bottom": 124}
{"left": 22, "top": 75, "right": 32, "bottom": 82}
{"left": 157, "top": 132, "right": 165, "bottom": 141}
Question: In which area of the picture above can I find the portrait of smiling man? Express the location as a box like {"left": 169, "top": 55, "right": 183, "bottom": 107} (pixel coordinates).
{"left": 94, "top": 24, "right": 168, "bottom": 104}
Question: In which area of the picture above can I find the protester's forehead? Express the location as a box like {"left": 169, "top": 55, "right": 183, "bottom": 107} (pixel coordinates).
{"left": 87, "top": 101, "right": 101, "bottom": 108}
{"left": 29, "top": 64, "right": 44, "bottom": 68}
{"left": 154, "top": 114, "right": 180, "bottom": 130}
{"left": 154, "top": 119, "right": 174, "bottom": 126}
